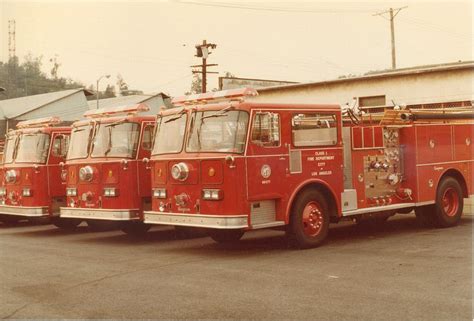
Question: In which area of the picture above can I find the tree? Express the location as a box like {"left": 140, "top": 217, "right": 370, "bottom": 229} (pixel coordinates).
{"left": 116, "top": 74, "right": 129, "bottom": 96}
{"left": 185, "top": 74, "right": 202, "bottom": 95}
{"left": 0, "top": 54, "right": 84, "bottom": 100}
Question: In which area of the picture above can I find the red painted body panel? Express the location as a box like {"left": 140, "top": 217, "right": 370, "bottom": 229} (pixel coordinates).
{"left": 149, "top": 102, "right": 344, "bottom": 228}
{"left": 0, "top": 127, "right": 71, "bottom": 215}
{"left": 64, "top": 116, "right": 154, "bottom": 219}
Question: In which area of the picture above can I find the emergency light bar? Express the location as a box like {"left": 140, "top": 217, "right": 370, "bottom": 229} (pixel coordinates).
{"left": 84, "top": 103, "right": 150, "bottom": 118}
{"left": 17, "top": 116, "right": 61, "bottom": 129}
{"left": 172, "top": 88, "right": 258, "bottom": 106}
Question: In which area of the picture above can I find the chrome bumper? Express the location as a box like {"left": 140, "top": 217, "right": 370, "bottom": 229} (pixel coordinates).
{"left": 60, "top": 207, "right": 140, "bottom": 221}
{"left": 0, "top": 204, "right": 49, "bottom": 217}
{"left": 143, "top": 211, "right": 248, "bottom": 229}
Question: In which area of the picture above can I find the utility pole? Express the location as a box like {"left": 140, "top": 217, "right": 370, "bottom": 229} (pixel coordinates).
{"left": 191, "top": 40, "right": 218, "bottom": 93}
{"left": 373, "top": 6, "right": 407, "bottom": 69}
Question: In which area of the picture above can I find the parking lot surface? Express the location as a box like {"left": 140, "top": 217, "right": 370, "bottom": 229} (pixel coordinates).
{"left": 0, "top": 213, "right": 472, "bottom": 320}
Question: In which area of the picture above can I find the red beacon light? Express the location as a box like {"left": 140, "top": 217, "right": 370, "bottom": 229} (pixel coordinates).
{"left": 84, "top": 103, "right": 150, "bottom": 118}
{"left": 172, "top": 87, "right": 258, "bottom": 106}
{"left": 17, "top": 116, "right": 61, "bottom": 129}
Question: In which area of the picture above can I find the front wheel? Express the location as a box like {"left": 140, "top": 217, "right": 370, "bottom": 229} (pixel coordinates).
{"left": 432, "top": 177, "right": 464, "bottom": 228}
{"left": 207, "top": 229, "right": 244, "bottom": 243}
{"left": 287, "top": 189, "right": 330, "bottom": 249}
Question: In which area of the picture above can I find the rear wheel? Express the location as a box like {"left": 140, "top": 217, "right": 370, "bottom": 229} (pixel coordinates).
{"left": 52, "top": 217, "right": 81, "bottom": 230}
{"left": 207, "top": 229, "right": 244, "bottom": 243}
{"left": 121, "top": 221, "right": 151, "bottom": 236}
{"left": 287, "top": 189, "right": 330, "bottom": 249}
{"left": 432, "top": 177, "right": 463, "bottom": 228}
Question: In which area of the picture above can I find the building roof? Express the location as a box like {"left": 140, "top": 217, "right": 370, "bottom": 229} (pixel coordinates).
{"left": 258, "top": 60, "right": 474, "bottom": 93}
{"left": 0, "top": 88, "right": 93, "bottom": 119}
{"left": 89, "top": 93, "right": 170, "bottom": 110}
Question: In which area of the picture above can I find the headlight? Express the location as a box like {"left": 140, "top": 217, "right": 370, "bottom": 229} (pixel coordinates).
{"left": 66, "top": 187, "right": 77, "bottom": 196}
{"left": 22, "top": 188, "right": 32, "bottom": 197}
{"left": 79, "top": 166, "right": 94, "bottom": 182}
{"left": 60, "top": 170, "right": 67, "bottom": 182}
{"left": 0, "top": 187, "right": 6, "bottom": 196}
{"left": 5, "top": 170, "right": 17, "bottom": 183}
{"left": 152, "top": 188, "right": 167, "bottom": 199}
{"left": 171, "top": 162, "right": 189, "bottom": 181}
{"left": 103, "top": 187, "right": 119, "bottom": 197}
{"left": 202, "top": 189, "right": 223, "bottom": 201}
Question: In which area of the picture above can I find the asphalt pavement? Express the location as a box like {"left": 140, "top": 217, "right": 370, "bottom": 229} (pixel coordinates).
{"left": 0, "top": 212, "right": 472, "bottom": 320}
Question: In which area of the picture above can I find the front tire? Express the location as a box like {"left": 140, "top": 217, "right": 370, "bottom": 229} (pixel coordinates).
{"left": 287, "top": 189, "right": 330, "bottom": 249}
{"left": 207, "top": 229, "right": 244, "bottom": 243}
{"left": 432, "top": 177, "right": 463, "bottom": 228}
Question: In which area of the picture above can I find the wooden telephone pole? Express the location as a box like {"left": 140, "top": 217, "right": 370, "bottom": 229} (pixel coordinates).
{"left": 191, "top": 40, "right": 218, "bottom": 93}
{"left": 373, "top": 6, "right": 407, "bottom": 69}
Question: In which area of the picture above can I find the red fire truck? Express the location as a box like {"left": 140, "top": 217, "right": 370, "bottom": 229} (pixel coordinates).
{"left": 0, "top": 117, "right": 71, "bottom": 226}
{"left": 144, "top": 88, "right": 473, "bottom": 248}
{"left": 59, "top": 104, "right": 155, "bottom": 233}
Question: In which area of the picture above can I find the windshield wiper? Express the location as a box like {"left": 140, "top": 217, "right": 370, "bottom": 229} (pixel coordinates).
{"left": 104, "top": 127, "right": 113, "bottom": 156}
{"left": 165, "top": 109, "right": 187, "bottom": 123}
{"left": 105, "top": 119, "right": 127, "bottom": 127}
{"left": 201, "top": 106, "right": 234, "bottom": 120}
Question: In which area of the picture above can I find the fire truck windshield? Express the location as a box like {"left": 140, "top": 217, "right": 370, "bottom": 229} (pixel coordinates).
{"left": 15, "top": 133, "right": 51, "bottom": 164}
{"left": 152, "top": 113, "right": 187, "bottom": 155}
{"left": 91, "top": 122, "right": 140, "bottom": 158}
{"left": 187, "top": 110, "right": 249, "bottom": 153}
{"left": 67, "top": 125, "right": 93, "bottom": 160}
{"left": 3, "top": 134, "right": 18, "bottom": 164}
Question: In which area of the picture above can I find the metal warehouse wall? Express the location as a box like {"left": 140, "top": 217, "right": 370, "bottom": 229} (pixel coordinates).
{"left": 250, "top": 68, "right": 474, "bottom": 106}
{"left": 15, "top": 92, "right": 90, "bottom": 122}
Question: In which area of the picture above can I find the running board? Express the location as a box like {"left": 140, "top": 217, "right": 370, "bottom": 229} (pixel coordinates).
{"left": 251, "top": 221, "right": 285, "bottom": 230}
{"left": 342, "top": 203, "right": 416, "bottom": 217}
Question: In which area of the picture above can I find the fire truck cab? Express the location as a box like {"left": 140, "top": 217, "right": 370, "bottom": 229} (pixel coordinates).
{"left": 144, "top": 88, "right": 473, "bottom": 248}
{"left": 59, "top": 104, "right": 155, "bottom": 233}
{"left": 0, "top": 117, "right": 71, "bottom": 225}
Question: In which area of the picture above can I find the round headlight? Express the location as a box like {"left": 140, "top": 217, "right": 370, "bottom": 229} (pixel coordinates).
{"left": 5, "top": 170, "right": 17, "bottom": 183}
{"left": 171, "top": 162, "right": 189, "bottom": 181}
{"left": 79, "top": 166, "right": 94, "bottom": 182}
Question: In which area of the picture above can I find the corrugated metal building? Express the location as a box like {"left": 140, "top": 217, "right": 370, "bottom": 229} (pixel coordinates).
{"left": 0, "top": 88, "right": 93, "bottom": 139}
{"left": 250, "top": 61, "right": 474, "bottom": 111}
{"left": 90, "top": 93, "right": 172, "bottom": 115}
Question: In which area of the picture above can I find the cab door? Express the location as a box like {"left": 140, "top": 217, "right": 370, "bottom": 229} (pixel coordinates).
{"left": 245, "top": 110, "right": 288, "bottom": 225}
{"left": 48, "top": 132, "right": 69, "bottom": 197}
{"left": 136, "top": 122, "right": 155, "bottom": 202}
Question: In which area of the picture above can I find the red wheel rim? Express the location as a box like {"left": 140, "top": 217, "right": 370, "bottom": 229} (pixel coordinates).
{"left": 302, "top": 201, "right": 324, "bottom": 237}
{"left": 442, "top": 187, "right": 459, "bottom": 217}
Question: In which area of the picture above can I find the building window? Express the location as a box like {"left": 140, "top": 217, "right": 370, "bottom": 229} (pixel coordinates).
{"left": 358, "top": 95, "right": 386, "bottom": 107}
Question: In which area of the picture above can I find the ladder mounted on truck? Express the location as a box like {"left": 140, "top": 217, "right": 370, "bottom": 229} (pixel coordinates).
{"left": 380, "top": 108, "right": 474, "bottom": 126}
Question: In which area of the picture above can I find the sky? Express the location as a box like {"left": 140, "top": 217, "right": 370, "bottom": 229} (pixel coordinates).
{"left": 0, "top": 0, "right": 472, "bottom": 96}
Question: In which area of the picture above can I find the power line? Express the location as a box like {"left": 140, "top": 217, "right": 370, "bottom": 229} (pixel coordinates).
{"left": 373, "top": 6, "right": 408, "bottom": 69}
{"left": 176, "top": 0, "right": 374, "bottom": 13}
